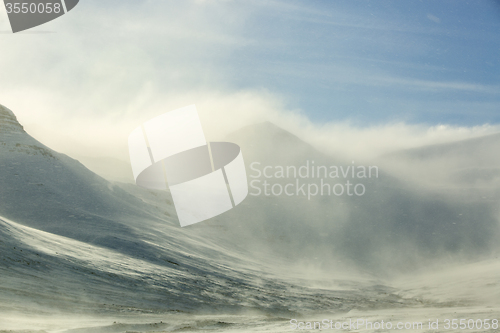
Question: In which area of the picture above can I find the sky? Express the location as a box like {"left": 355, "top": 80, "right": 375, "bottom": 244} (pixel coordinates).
{"left": 0, "top": 0, "right": 500, "bottom": 167}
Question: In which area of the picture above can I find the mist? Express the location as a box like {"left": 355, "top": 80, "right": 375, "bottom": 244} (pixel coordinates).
{"left": 2, "top": 0, "right": 500, "bottom": 331}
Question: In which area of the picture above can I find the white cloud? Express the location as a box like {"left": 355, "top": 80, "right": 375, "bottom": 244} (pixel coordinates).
{"left": 427, "top": 14, "right": 441, "bottom": 24}
{"left": 5, "top": 87, "right": 500, "bottom": 167}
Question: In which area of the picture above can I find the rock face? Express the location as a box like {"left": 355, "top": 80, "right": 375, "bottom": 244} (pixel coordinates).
{"left": 0, "top": 104, "right": 24, "bottom": 134}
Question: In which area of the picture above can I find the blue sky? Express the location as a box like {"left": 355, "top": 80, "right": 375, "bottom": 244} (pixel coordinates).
{"left": 217, "top": 0, "right": 500, "bottom": 125}
{"left": 2, "top": 0, "right": 500, "bottom": 126}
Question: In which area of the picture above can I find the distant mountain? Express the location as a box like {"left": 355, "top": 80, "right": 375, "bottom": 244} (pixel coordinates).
{"left": 385, "top": 131, "right": 500, "bottom": 163}
{"left": 226, "top": 121, "right": 331, "bottom": 165}
{"left": 379, "top": 131, "right": 500, "bottom": 190}
{"left": 216, "top": 121, "right": 500, "bottom": 273}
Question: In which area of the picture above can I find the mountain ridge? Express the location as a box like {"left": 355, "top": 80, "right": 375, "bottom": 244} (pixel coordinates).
{"left": 0, "top": 104, "right": 24, "bottom": 134}
{"left": 383, "top": 130, "right": 500, "bottom": 161}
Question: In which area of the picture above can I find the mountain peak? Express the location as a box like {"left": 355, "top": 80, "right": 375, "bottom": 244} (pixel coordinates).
{"left": 224, "top": 121, "right": 337, "bottom": 165}
{"left": 0, "top": 104, "right": 25, "bottom": 134}
{"left": 226, "top": 121, "right": 309, "bottom": 148}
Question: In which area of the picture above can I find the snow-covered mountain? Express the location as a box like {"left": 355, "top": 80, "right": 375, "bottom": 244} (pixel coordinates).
{"left": 379, "top": 131, "right": 500, "bottom": 191}
{"left": 1, "top": 104, "right": 500, "bottom": 332}
{"left": 0, "top": 104, "right": 421, "bottom": 326}
{"left": 217, "top": 122, "right": 500, "bottom": 273}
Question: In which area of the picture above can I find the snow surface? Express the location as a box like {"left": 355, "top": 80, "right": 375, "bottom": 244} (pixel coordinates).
{"left": 2, "top": 213, "right": 499, "bottom": 332}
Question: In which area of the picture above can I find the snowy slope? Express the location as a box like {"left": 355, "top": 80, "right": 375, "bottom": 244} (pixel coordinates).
{"left": 2, "top": 215, "right": 499, "bottom": 333}
{"left": 0, "top": 214, "right": 423, "bottom": 316}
